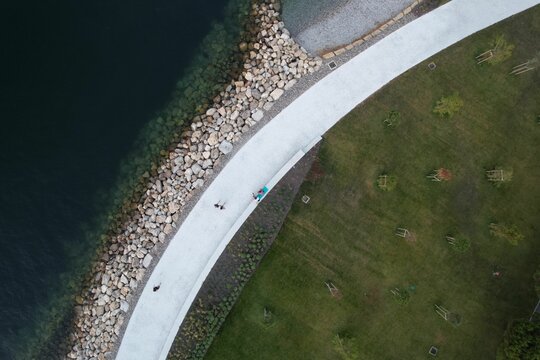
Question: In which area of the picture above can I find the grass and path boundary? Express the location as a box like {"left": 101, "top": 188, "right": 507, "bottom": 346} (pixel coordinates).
{"left": 117, "top": 1, "right": 540, "bottom": 359}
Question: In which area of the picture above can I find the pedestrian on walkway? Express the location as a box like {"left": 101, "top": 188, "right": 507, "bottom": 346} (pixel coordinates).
{"left": 253, "top": 186, "right": 268, "bottom": 202}
{"left": 153, "top": 284, "right": 161, "bottom": 292}
{"left": 214, "top": 201, "right": 226, "bottom": 209}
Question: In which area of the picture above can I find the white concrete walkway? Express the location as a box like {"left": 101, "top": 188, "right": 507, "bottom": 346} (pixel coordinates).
{"left": 117, "top": 1, "right": 539, "bottom": 359}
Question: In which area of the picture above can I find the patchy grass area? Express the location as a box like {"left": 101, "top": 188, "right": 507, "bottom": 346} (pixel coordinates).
{"left": 205, "top": 7, "right": 540, "bottom": 360}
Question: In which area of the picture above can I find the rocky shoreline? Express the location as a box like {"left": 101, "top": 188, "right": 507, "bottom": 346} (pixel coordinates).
{"left": 66, "top": 1, "right": 321, "bottom": 359}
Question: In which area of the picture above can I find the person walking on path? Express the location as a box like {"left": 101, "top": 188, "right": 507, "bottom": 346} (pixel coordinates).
{"left": 253, "top": 186, "right": 269, "bottom": 202}
{"left": 214, "top": 201, "right": 226, "bottom": 210}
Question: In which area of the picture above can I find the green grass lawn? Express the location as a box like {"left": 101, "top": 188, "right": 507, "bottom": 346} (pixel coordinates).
{"left": 205, "top": 7, "right": 540, "bottom": 360}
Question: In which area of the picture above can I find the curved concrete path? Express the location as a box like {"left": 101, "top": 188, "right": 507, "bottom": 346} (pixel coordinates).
{"left": 117, "top": 0, "right": 539, "bottom": 359}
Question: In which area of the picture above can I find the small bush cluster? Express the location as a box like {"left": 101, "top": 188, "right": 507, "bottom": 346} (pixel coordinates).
{"left": 376, "top": 174, "right": 397, "bottom": 192}
{"left": 448, "top": 312, "right": 462, "bottom": 327}
{"left": 449, "top": 235, "right": 471, "bottom": 253}
{"left": 433, "top": 93, "right": 464, "bottom": 117}
{"left": 487, "top": 35, "right": 515, "bottom": 65}
{"left": 489, "top": 223, "right": 524, "bottom": 246}
{"left": 262, "top": 307, "right": 276, "bottom": 327}
{"left": 332, "top": 334, "right": 360, "bottom": 360}
{"left": 436, "top": 168, "right": 453, "bottom": 181}
{"left": 391, "top": 287, "right": 411, "bottom": 305}
{"left": 383, "top": 110, "right": 401, "bottom": 128}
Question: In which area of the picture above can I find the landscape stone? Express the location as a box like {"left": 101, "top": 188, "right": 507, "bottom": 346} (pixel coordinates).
{"left": 163, "top": 224, "right": 173, "bottom": 235}
{"left": 142, "top": 254, "right": 153, "bottom": 269}
{"left": 120, "top": 301, "right": 129, "bottom": 312}
{"left": 218, "top": 140, "right": 233, "bottom": 154}
{"left": 252, "top": 109, "right": 264, "bottom": 121}
{"left": 207, "top": 132, "right": 219, "bottom": 146}
{"left": 191, "top": 163, "right": 202, "bottom": 175}
{"left": 192, "top": 179, "right": 204, "bottom": 189}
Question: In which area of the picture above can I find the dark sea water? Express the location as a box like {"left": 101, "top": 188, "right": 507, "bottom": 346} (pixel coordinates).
{"left": 0, "top": 0, "right": 246, "bottom": 358}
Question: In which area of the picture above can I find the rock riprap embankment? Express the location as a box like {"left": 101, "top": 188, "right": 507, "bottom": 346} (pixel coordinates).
{"left": 66, "top": 1, "right": 321, "bottom": 359}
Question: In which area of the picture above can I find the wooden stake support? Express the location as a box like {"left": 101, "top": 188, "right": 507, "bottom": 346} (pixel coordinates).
{"left": 427, "top": 171, "right": 441, "bottom": 182}
{"left": 395, "top": 228, "right": 410, "bottom": 238}
{"left": 378, "top": 175, "right": 388, "bottom": 189}
{"left": 326, "top": 281, "right": 340, "bottom": 297}
{"left": 486, "top": 169, "right": 505, "bottom": 182}
{"left": 477, "top": 37, "right": 508, "bottom": 64}
{"left": 476, "top": 50, "right": 494, "bottom": 64}
{"left": 510, "top": 58, "right": 538, "bottom": 75}
{"left": 435, "top": 304, "right": 450, "bottom": 321}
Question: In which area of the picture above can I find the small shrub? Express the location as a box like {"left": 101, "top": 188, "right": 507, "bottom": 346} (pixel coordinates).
{"left": 391, "top": 288, "right": 410, "bottom": 305}
{"left": 449, "top": 236, "right": 470, "bottom": 253}
{"left": 437, "top": 168, "right": 453, "bottom": 181}
{"left": 262, "top": 307, "right": 276, "bottom": 327}
{"left": 377, "top": 174, "right": 397, "bottom": 191}
{"left": 488, "top": 35, "right": 515, "bottom": 65}
{"left": 489, "top": 223, "right": 524, "bottom": 246}
{"left": 332, "top": 334, "right": 359, "bottom": 360}
{"left": 433, "top": 93, "right": 464, "bottom": 117}
{"left": 449, "top": 312, "right": 462, "bottom": 327}
{"left": 383, "top": 110, "right": 401, "bottom": 128}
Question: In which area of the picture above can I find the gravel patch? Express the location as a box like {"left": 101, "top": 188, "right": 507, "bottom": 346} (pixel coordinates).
{"left": 282, "top": 0, "right": 413, "bottom": 54}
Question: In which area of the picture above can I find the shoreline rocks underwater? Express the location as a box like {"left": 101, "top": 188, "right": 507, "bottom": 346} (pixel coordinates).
{"left": 63, "top": 0, "right": 321, "bottom": 359}
{"left": 10, "top": 0, "right": 254, "bottom": 357}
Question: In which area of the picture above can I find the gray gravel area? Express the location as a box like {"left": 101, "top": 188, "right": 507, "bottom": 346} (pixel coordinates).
{"left": 282, "top": 0, "right": 412, "bottom": 54}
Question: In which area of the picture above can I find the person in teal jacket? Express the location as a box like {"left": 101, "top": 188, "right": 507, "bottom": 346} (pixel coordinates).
{"left": 253, "top": 186, "right": 269, "bottom": 201}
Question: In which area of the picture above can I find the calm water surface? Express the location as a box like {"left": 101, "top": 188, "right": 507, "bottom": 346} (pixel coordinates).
{"left": 0, "top": 0, "right": 233, "bottom": 357}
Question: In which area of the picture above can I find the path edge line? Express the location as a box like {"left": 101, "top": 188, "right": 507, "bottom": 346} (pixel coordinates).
{"left": 158, "top": 136, "right": 322, "bottom": 359}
